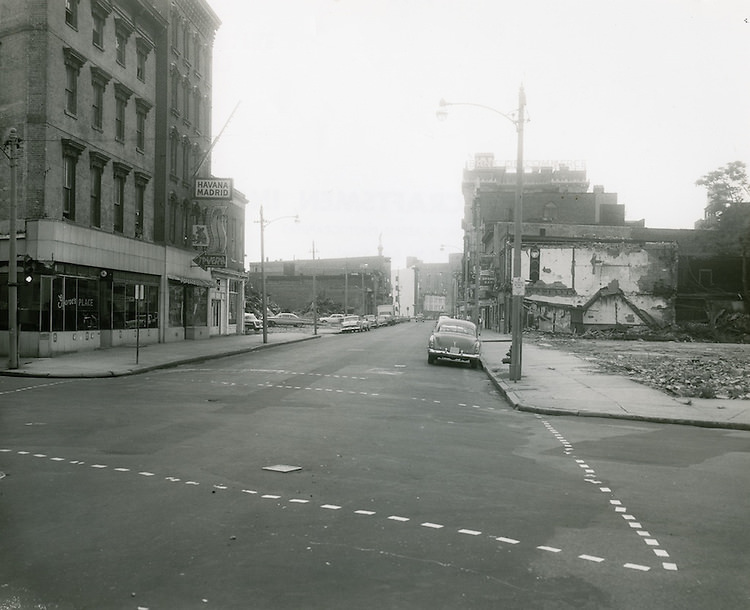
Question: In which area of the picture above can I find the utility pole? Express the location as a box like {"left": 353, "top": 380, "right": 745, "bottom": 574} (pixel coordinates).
{"left": 4, "top": 128, "right": 19, "bottom": 369}
{"left": 260, "top": 205, "right": 268, "bottom": 344}
{"left": 509, "top": 86, "right": 526, "bottom": 381}
{"left": 312, "top": 241, "right": 317, "bottom": 335}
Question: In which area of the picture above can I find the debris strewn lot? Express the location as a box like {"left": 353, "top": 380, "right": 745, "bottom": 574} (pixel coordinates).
{"left": 529, "top": 331, "right": 750, "bottom": 399}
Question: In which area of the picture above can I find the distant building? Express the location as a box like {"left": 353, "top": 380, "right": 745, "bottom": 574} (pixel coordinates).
{"left": 247, "top": 255, "right": 391, "bottom": 316}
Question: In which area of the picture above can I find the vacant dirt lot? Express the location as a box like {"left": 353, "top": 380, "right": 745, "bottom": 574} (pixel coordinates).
{"left": 527, "top": 332, "right": 750, "bottom": 399}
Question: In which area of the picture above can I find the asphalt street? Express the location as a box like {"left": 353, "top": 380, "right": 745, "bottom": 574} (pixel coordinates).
{"left": 1, "top": 323, "right": 749, "bottom": 609}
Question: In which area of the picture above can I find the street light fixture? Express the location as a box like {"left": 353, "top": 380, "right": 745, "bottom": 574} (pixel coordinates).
{"left": 437, "top": 86, "right": 526, "bottom": 381}
{"left": 257, "top": 205, "right": 299, "bottom": 344}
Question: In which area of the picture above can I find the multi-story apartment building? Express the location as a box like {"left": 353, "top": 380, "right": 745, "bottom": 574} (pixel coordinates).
{"left": 0, "top": 0, "right": 245, "bottom": 359}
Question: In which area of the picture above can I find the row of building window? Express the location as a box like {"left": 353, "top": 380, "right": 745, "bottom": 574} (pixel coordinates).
{"left": 170, "top": 67, "right": 207, "bottom": 133}
{"left": 64, "top": 47, "right": 153, "bottom": 151}
{"left": 65, "top": 0, "right": 155, "bottom": 83}
{"left": 62, "top": 139, "right": 148, "bottom": 237}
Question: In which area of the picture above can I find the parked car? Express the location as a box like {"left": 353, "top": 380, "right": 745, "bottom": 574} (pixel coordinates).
{"left": 427, "top": 317, "right": 481, "bottom": 368}
{"left": 268, "top": 312, "right": 303, "bottom": 327}
{"left": 364, "top": 314, "right": 377, "bottom": 329}
{"left": 244, "top": 312, "right": 262, "bottom": 333}
{"left": 320, "top": 313, "right": 345, "bottom": 324}
{"left": 340, "top": 315, "right": 362, "bottom": 333}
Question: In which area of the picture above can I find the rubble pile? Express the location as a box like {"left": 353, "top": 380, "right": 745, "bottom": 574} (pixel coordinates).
{"left": 528, "top": 331, "right": 750, "bottom": 399}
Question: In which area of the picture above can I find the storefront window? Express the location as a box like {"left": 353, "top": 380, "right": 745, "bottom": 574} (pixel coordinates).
{"left": 169, "top": 282, "right": 184, "bottom": 327}
{"left": 145, "top": 285, "right": 159, "bottom": 328}
{"left": 229, "top": 280, "right": 238, "bottom": 324}
{"left": 186, "top": 286, "right": 207, "bottom": 326}
{"left": 112, "top": 283, "right": 127, "bottom": 329}
{"left": 40, "top": 277, "right": 53, "bottom": 332}
{"left": 77, "top": 279, "right": 98, "bottom": 329}
{"left": 52, "top": 277, "right": 64, "bottom": 331}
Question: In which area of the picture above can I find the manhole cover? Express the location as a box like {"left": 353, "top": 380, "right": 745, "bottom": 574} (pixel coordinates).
{"left": 262, "top": 464, "right": 301, "bottom": 473}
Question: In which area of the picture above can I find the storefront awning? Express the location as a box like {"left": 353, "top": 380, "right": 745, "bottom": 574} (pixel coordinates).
{"left": 168, "top": 275, "right": 215, "bottom": 288}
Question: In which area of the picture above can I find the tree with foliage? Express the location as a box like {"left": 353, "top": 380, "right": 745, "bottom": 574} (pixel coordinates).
{"left": 695, "top": 160, "right": 750, "bottom": 308}
{"left": 695, "top": 160, "right": 750, "bottom": 229}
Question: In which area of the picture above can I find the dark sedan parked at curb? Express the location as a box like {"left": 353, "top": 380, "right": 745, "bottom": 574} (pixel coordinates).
{"left": 427, "top": 317, "right": 482, "bottom": 368}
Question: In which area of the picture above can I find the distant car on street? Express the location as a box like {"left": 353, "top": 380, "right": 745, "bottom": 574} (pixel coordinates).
{"left": 427, "top": 317, "right": 481, "bottom": 368}
{"left": 244, "top": 312, "right": 262, "bottom": 333}
{"left": 340, "top": 315, "right": 363, "bottom": 333}
{"left": 268, "top": 312, "right": 303, "bottom": 327}
{"left": 320, "top": 313, "right": 345, "bottom": 324}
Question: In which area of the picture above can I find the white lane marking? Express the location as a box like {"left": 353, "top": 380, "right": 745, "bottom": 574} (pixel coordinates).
{"left": 9, "top": 444, "right": 666, "bottom": 574}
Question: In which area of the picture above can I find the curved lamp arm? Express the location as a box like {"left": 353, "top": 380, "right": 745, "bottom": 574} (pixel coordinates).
{"left": 437, "top": 98, "right": 520, "bottom": 130}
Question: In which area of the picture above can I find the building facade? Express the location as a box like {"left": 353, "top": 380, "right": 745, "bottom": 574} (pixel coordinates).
{"left": 0, "top": 0, "right": 245, "bottom": 359}
{"left": 247, "top": 256, "right": 392, "bottom": 317}
{"left": 457, "top": 153, "right": 681, "bottom": 332}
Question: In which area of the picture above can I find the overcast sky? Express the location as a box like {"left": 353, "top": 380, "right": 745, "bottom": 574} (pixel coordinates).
{"left": 207, "top": 0, "right": 750, "bottom": 270}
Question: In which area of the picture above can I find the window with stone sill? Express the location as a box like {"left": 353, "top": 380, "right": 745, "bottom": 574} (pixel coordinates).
{"left": 92, "top": 13, "right": 105, "bottom": 48}
{"left": 65, "top": 0, "right": 79, "bottom": 29}
{"left": 63, "top": 47, "right": 86, "bottom": 117}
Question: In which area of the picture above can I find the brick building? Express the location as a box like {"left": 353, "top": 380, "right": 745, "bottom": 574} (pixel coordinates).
{"left": 1, "top": 0, "right": 245, "bottom": 359}
{"left": 247, "top": 256, "right": 392, "bottom": 317}
{"left": 457, "top": 153, "right": 679, "bottom": 332}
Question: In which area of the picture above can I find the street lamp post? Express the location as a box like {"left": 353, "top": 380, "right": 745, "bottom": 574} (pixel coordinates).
{"left": 438, "top": 86, "right": 526, "bottom": 380}
{"left": 257, "top": 205, "right": 299, "bottom": 344}
{"left": 3, "top": 128, "right": 20, "bottom": 370}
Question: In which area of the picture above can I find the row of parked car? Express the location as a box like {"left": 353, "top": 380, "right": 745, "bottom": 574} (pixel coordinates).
{"left": 244, "top": 311, "right": 394, "bottom": 334}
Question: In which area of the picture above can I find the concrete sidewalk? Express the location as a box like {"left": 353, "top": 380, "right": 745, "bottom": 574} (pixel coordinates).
{"left": 2, "top": 326, "right": 749, "bottom": 431}
{"left": 0, "top": 330, "right": 324, "bottom": 378}
{"left": 478, "top": 328, "right": 750, "bottom": 431}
